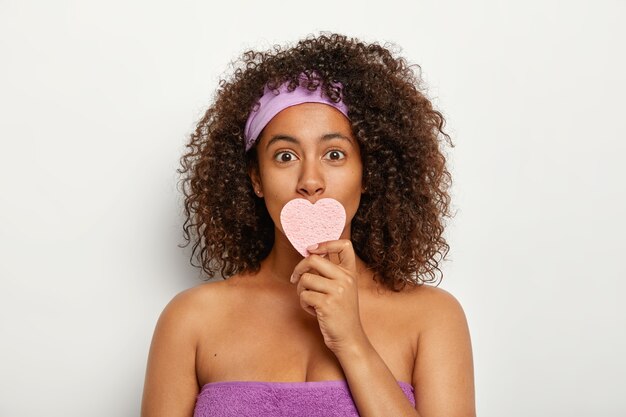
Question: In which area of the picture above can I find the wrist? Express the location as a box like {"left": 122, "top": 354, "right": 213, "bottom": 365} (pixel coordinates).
{"left": 333, "top": 332, "right": 373, "bottom": 362}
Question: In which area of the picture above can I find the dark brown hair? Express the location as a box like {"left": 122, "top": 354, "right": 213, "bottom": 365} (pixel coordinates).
{"left": 177, "top": 32, "right": 455, "bottom": 292}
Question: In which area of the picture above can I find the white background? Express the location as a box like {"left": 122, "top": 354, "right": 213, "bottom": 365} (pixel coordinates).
{"left": 1, "top": 1, "right": 624, "bottom": 416}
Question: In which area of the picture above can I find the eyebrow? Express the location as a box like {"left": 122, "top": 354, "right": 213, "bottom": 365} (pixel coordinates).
{"left": 266, "top": 133, "right": 353, "bottom": 151}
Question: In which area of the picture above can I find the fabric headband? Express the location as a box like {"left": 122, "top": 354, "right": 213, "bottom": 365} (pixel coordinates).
{"left": 243, "top": 72, "right": 349, "bottom": 152}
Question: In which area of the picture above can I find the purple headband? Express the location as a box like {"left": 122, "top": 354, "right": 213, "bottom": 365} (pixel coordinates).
{"left": 244, "top": 72, "right": 349, "bottom": 152}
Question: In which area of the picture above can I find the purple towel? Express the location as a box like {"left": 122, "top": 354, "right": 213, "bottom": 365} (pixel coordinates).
{"left": 193, "top": 379, "right": 415, "bottom": 417}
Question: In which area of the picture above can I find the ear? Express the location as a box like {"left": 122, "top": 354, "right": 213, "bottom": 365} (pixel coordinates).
{"left": 247, "top": 164, "right": 264, "bottom": 197}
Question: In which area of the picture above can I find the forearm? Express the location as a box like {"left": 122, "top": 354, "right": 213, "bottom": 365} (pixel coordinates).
{"left": 335, "top": 335, "right": 421, "bottom": 417}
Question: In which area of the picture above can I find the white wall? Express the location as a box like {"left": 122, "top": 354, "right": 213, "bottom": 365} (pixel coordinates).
{"left": 1, "top": 1, "right": 624, "bottom": 416}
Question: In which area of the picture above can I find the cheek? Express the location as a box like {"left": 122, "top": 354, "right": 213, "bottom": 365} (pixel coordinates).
{"left": 335, "top": 183, "right": 363, "bottom": 219}
{"left": 348, "top": 171, "right": 365, "bottom": 214}
{"left": 259, "top": 170, "right": 293, "bottom": 218}
{"left": 263, "top": 180, "right": 294, "bottom": 202}
{"left": 335, "top": 168, "right": 363, "bottom": 194}
{"left": 267, "top": 202, "right": 282, "bottom": 229}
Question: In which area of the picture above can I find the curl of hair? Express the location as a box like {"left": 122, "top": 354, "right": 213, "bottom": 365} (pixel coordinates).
{"left": 177, "top": 32, "right": 455, "bottom": 292}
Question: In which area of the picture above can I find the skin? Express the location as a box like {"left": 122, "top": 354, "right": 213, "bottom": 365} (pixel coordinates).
{"left": 140, "top": 103, "right": 476, "bottom": 417}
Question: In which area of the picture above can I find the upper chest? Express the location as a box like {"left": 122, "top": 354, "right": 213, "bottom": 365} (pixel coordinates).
{"left": 194, "top": 278, "right": 422, "bottom": 387}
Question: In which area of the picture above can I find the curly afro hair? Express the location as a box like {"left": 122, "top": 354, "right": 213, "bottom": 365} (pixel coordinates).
{"left": 177, "top": 32, "right": 455, "bottom": 292}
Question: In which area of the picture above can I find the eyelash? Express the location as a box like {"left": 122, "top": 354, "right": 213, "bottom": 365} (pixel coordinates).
{"left": 273, "top": 149, "right": 346, "bottom": 163}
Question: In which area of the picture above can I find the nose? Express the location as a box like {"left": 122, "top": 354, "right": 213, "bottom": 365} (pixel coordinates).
{"left": 297, "top": 158, "right": 325, "bottom": 198}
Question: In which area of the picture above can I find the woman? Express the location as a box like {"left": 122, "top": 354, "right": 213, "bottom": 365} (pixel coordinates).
{"left": 141, "top": 33, "right": 475, "bottom": 417}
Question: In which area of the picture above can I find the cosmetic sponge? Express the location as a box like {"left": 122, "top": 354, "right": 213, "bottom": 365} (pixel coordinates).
{"left": 280, "top": 198, "right": 346, "bottom": 257}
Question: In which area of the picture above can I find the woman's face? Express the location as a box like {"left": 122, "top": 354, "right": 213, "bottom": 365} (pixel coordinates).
{"left": 249, "top": 102, "right": 364, "bottom": 239}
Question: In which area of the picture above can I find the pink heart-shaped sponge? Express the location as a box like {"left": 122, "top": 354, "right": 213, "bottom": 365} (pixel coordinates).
{"left": 280, "top": 197, "right": 346, "bottom": 257}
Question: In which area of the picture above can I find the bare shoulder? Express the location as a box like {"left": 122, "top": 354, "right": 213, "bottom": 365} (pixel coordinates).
{"left": 148, "top": 279, "right": 241, "bottom": 361}
{"left": 428, "top": 284, "right": 465, "bottom": 306}
{"left": 400, "top": 284, "right": 468, "bottom": 326}
{"left": 405, "top": 284, "right": 476, "bottom": 417}
{"left": 162, "top": 278, "right": 234, "bottom": 322}
{"left": 141, "top": 279, "right": 233, "bottom": 417}
{"left": 162, "top": 283, "right": 207, "bottom": 318}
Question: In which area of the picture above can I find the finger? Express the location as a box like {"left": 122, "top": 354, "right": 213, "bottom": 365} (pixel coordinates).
{"left": 293, "top": 254, "right": 350, "bottom": 284}
{"left": 297, "top": 272, "right": 333, "bottom": 295}
{"left": 299, "top": 288, "right": 324, "bottom": 317}
{"left": 307, "top": 239, "right": 355, "bottom": 269}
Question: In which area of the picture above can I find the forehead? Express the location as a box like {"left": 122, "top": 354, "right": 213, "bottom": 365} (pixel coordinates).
{"left": 264, "top": 102, "right": 351, "bottom": 132}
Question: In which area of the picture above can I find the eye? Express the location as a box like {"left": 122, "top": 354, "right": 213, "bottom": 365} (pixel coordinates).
{"left": 273, "top": 151, "right": 296, "bottom": 163}
{"left": 273, "top": 149, "right": 346, "bottom": 163}
{"left": 325, "top": 149, "right": 346, "bottom": 161}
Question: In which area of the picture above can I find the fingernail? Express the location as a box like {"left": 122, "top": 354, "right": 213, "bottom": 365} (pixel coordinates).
{"left": 307, "top": 243, "right": 318, "bottom": 251}
{"left": 290, "top": 274, "right": 295, "bottom": 283}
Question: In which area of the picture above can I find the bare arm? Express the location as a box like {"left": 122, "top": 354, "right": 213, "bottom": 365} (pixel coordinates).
{"left": 141, "top": 288, "right": 201, "bottom": 417}
{"left": 335, "top": 286, "right": 475, "bottom": 417}
{"left": 412, "top": 286, "right": 476, "bottom": 417}
{"left": 335, "top": 335, "right": 422, "bottom": 417}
